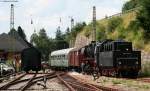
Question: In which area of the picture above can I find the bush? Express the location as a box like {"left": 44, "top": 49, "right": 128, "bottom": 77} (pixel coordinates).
{"left": 140, "top": 61, "right": 150, "bottom": 77}
{"left": 96, "top": 24, "right": 106, "bottom": 40}
{"left": 107, "top": 17, "right": 123, "bottom": 32}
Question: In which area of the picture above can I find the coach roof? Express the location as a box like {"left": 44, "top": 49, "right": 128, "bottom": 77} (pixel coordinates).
{"left": 51, "top": 48, "right": 74, "bottom": 56}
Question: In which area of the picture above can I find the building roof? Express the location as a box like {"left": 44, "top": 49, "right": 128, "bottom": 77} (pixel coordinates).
{"left": 51, "top": 48, "right": 74, "bottom": 56}
{"left": 0, "top": 33, "right": 28, "bottom": 52}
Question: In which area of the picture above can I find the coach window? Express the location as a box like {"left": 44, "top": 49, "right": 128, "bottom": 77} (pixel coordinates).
{"left": 108, "top": 44, "right": 109, "bottom": 51}
{"left": 106, "top": 44, "right": 108, "bottom": 51}
{"left": 103, "top": 45, "right": 105, "bottom": 51}
{"left": 54, "top": 56, "right": 56, "bottom": 60}
{"left": 62, "top": 55, "right": 65, "bottom": 60}
{"left": 108, "top": 44, "right": 110, "bottom": 51}
{"left": 64, "top": 55, "right": 66, "bottom": 59}
{"left": 107, "top": 44, "right": 109, "bottom": 51}
{"left": 109, "top": 44, "right": 110, "bottom": 51}
{"left": 109, "top": 44, "right": 111, "bottom": 51}
{"left": 110, "top": 44, "right": 112, "bottom": 51}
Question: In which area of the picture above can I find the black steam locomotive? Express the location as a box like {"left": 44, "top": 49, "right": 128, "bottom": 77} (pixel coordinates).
{"left": 21, "top": 47, "right": 41, "bottom": 73}
{"left": 84, "top": 39, "right": 141, "bottom": 78}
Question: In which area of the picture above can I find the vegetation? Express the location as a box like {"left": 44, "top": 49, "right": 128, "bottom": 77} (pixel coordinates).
{"left": 30, "top": 29, "right": 55, "bottom": 61}
{"left": 122, "top": 0, "right": 140, "bottom": 12}
{"left": 137, "top": 0, "right": 150, "bottom": 39}
{"left": 74, "top": 0, "right": 150, "bottom": 53}
{"left": 140, "top": 61, "right": 150, "bottom": 77}
{"left": 17, "top": 26, "right": 26, "bottom": 40}
{"left": 55, "top": 27, "right": 69, "bottom": 50}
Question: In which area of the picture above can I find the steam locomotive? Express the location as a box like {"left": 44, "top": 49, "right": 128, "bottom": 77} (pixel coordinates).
{"left": 85, "top": 40, "right": 141, "bottom": 78}
{"left": 50, "top": 39, "right": 141, "bottom": 78}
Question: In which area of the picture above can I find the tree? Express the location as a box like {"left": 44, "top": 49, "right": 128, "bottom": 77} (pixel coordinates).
{"left": 17, "top": 26, "right": 26, "bottom": 40}
{"left": 8, "top": 28, "right": 16, "bottom": 35}
{"left": 122, "top": 0, "right": 140, "bottom": 12}
{"left": 64, "top": 27, "right": 71, "bottom": 42}
{"left": 71, "top": 22, "right": 86, "bottom": 38}
{"left": 65, "top": 27, "right": 70, "bottom": 35}
{"left": 30, "top": 28, "right": 53, "bottom": 61}
{"left": 55, "top": 26, "right": 63, "bottom": 40}
{"left": 30, "top": 32, "right": 38, "bottom": 46}
{"left": 55, "top": 27, "right": 69, "bottom": 50}
{"left": 137, "top": 0, "right": 150, "bottom": 39}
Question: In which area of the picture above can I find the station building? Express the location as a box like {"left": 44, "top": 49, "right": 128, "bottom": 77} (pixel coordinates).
{"left": 0, "top": 32, "right": 29, "bottom": 72}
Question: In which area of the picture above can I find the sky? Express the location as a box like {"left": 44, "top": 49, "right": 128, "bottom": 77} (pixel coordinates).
{"left": 0, "top": 0, "right": 129, "bottom": 40}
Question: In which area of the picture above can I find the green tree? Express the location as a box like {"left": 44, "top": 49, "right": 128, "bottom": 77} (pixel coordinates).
{"left": 17, "top": 26, "right": 26, "bottom": 40}
{"left": 55, "top": 26, "right": 63, "bottom": 40}
{"left": 30, "top": 29, "right": 53, "bottom": 61}
{"left": 30, "top": 32, "right": 38, "bottom": 46}
{"left": 8, "top": 28, "right": 16, "bottom": 35}
{"left": 64, "top": 27, "right": 71, "bottom": 42}
{"left": 55, "top": 27, "right": 69, "bottom": 50}
{"left": 71, "top": 22, "right": 86, "bottom": 38}
{"left": 122, "top": 0, "right": 140, "bottom": 12}
{"left": 136, "top": 0, "right": 150, "bottom": 39}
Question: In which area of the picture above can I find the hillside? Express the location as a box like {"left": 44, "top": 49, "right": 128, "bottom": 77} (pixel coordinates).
{"left": 75, "top": 10, "right": 150, "bottom": 53}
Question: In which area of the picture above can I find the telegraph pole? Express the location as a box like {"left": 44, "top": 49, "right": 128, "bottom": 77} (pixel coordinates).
{"left": 0, "top": 0, "right": 18, "bottom": 30}
{"left": 69, "top": 16, "right": 74, "bottom": 47}
{"left": 92, "top": 6, "right": 96, "bottom": 41}
{"left": 71, "top": 18, "right": 74, "bottom": 31}
{"left": 10, "top": 4, "right": 14, "bottom": 30}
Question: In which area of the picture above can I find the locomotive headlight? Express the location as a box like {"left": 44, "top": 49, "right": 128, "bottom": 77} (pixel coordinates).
{"left": 118, "top": 61, "right": 121, "bottom": 65}
{"left": 135, "top": 61, "right": 138, "bottom": 64}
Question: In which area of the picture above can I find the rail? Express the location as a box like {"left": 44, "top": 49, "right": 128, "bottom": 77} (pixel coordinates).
{"left": 0, "top": 73, "right": 26, "bottom": 90}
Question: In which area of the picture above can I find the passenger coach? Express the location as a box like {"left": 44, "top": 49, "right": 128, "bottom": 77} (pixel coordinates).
{"left": 50, "top": 48, "right": 74, "bottom": 70}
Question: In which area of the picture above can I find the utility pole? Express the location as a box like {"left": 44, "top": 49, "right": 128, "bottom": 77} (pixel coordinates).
{"left": 71, "top": 18, "right": 74, "bottom": 31}
{"left": 69, "top": 16, "right": 74, "bottom": 47}
{"left": 10, "top": 4, "right": 14, "bottom": 30}
{"left": 0, "top": 0, "right": 18, "bottom": 30}
{"left": 92, "top": 6, "right": 96, "bottom": 42}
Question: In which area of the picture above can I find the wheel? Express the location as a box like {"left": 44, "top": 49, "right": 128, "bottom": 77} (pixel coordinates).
{"left": 128, "top": 71, "right": 138, "bottom": 78}
{"left": 115, "top": 71, "right": 121, "bottom": 78}
{"left": 121, "top": 71, "right": 128, "bottom": 78}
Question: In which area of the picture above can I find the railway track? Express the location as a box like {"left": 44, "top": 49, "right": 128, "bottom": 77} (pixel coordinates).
{"left": 0, "top": 71, "right": 132, "bottom": 91}
{"left": 0, "top": 71, "right": 24, "bottom": 83}
{"left": 69, "top": 74, "right": 122, "bottom": 91}
{"left": 57, "top": 73, "right": 103, "bottom": 91}
{"left": 0, "top": 71, "right": 57, "bottom": 91}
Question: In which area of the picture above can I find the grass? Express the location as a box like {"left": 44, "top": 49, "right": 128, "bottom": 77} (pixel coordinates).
{"left": 140, "top": 61, "right": 150, "bottom": 77}
{"left": 112, "top": 80, "right": 122, "bottom": 84}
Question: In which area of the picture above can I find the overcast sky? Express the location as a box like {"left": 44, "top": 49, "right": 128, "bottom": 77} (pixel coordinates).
{"left": 0, "top": 0, "right": 129, "bottom": 40}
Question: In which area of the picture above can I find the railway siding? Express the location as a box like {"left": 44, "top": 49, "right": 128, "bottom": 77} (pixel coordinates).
{"left": 69, "top": 72, "right": 150, "bottom": 91}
